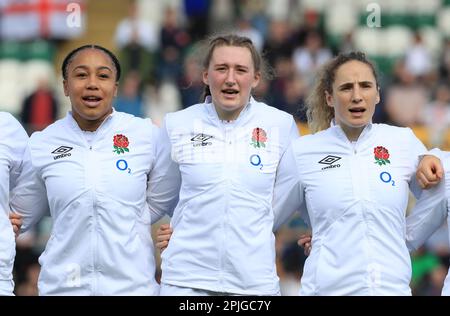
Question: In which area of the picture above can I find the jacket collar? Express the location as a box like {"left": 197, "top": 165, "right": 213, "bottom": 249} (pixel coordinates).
{"left": 329, "top": 119, "right": 374, "bottom": 144}
{"left": 205, "top": 96, "right": 254, "bottom": 126}
{"left": 65, "top": 108, "right": 116, "bottom": 133}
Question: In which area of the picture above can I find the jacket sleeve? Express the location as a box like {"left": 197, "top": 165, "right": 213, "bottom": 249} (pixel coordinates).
{"left": 9, "top": 144, "right": 49, "bottom": 233}
{"left": 407, "top": 128, "right": 429, "bottom": 199}
{"left": 0, "top": 114, "right": 28, "bottom": 294}
{"left": 6, "top": 114, "right": 28, "bottom": 192}
{"left": 0, "top": 113, "right": 28, "bottom": 214}
{"left": 146, "top": 122, "right": 181, "bottom": 224}
{"left": 415, "top": 146, "right": 445, "bottom": 194}
{"left": 425, "top": 147, "right": 443, "bottom": 159}
{"left": 272, "top": 142, "right": 307, "bottom": 232}
{"left": 406, "top": 176, "right": 447, "bottom": 252}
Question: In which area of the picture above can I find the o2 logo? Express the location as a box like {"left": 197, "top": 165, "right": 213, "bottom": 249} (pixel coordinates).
{"left": 250, "top": 154, "right": 264, "bottom": 170}
{"left": 379, "top": 171, "right": 395, "bottom": 186}
{"left": 116, "top": 159, "right": 131, "bottom": 174}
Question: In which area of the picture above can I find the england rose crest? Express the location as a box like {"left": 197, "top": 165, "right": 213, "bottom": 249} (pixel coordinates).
{"left": 250, "top": 128, "right": 267, "bottom": 148}
{"left": 374, "top": 146, "right": 390, "bottom": 165}
{"left": 113, "top": 134, "right": 130, "bottom": 154}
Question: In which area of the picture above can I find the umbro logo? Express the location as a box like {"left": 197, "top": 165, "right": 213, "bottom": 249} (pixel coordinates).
{"left": 319, "top": 155, "right": 341, "bottom": 170}
{"left": 52, "top": 146, "right": 73, "bottom": 160}
{"left": 191, "top": 133, "right": 213, "bottom": 147}
{"left": 318, "top": 155, "right": 341, "bottom": 165}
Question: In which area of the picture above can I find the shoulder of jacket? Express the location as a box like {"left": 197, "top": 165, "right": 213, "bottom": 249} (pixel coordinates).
{"left": 117, "top": 112, "right": 155, "bottom": 130}
{"left": 253, "top": 101, "right": 293, "bottom": 121}
{"left": 295, "top": 127, "right": 330, "bottom": 143}
{"left": 165, "top": 104, "right": 205, "bottom": 127}
{"left": 0, "top": 112, "right": 23, "bottom": 132}
{"left": 373, "top": 124, "right": 417, "bottom": 142}
{"left": 0, "top": 113, "right": 27, "bottom": 154}
{"left": 29, "top": 118, "right": 65, "bottom": 143}
{"left": 374, "top": 123, "right": 411, "bottom": 134}
{"left": 0, "top": 111, "right": 15, "bottom": 122}
{"left": 0, "top": 112, "right": 24, "bottom": 131}
{"left": 291, "top": 128, "right": 340, "bottom": 158}
{"left": 442, "top": 152, "right": 450, "bottom": 175}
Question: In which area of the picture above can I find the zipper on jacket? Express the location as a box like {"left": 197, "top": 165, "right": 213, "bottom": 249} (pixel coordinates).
{"left": 86, "top": 145, "right": 98, "bottom": 295}
{"left": 219, "top": 185, "right": 229, "bottom": 292}
{"left": 351, "top": 144, "right": 376, "bottom": 294}
{"left": 219, "top": 125, "right": 234, "bottom": 292}
{"left": 92, "top": 190, "right": 99, "bottom": 295}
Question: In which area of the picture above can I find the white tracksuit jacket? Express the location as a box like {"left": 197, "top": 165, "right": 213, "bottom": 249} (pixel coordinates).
{"left": 274, "top": 122, "right": 426, "bottom": 295}
{"left": 155, "top": 97, "right": 299, "bottom": 295}
{"left": 10, "top": 110, "right": 179, "bottom": 295}
{"left": 406, "top": 149, "right": 450, "bottom": 295}
{"left": 0, "top": 112, "right": 28, "bottom": 295}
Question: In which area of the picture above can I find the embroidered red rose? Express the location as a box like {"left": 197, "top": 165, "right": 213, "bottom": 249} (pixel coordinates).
{"left": 113, "top": 134, "right": 130, "bottom": 154}
{"left": 251, "top": 128, "right": 267, "bottom": 148}
{"left": 374, "top": 146, "right": 390, "bottom": 165}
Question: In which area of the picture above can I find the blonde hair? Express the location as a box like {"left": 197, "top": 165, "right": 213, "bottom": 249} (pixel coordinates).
{"left": 306, "top": 51, "right": 379, "bottom": 133}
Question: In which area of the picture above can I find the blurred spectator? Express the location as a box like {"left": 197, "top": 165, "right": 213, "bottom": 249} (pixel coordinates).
{"left": 114, "top": 0, "right": 158, "bottom": 84}
{"left": 262, "top": 20, "right": 294, "bottom": 68}
{"left": 268, "top": 57, "right": 294, "bottom": 109}
{"left": 156, "top": 6, "right": 191, "bottom": 82}
{"left": 282, "top": 74, "right": 307, "bottom": 122}
{"left": 422, "top": 82, "right": 450, "bottom": 147}
{"left": 177, "top": 52, "right": 203, "bottom": 109}
{"left": 372, "top": 87, "right": 389, "bottom": 124}
{"left": 292, "top": 10, "right": 324, "bottom": 48}
{"left": 275, "top": 213, "right": 309, "bottom": 296}
{"left": 385, "top": 60, "right": 429, "bottom": 127}
{"left": 423, "top": 265, "right": 447, "bottom": 296}
{"left": 13, "top": 230, "right": 40, "bottom": 296}
{"left": 411, "top": 248, "right": 446, "bottom": 296}
{"left": 292, "top": 30, "right": 332, "bottom": 88}
{"left": 252, "top": 76, "right": 271, "bottom": 104}
{"left": 269, "top": 59, "right": 307, "bottom": 121}
{"left": 424, "top": 223, "right": 450, "bottom": 259}
{"left": 209, "top": 0, "right": 235, "bottom": 33}
{"left": 279, "top": 241, "right": 305, "bottom": 296}
{"left": 439, "top": 38, "right": 450, "bottom": 82}
{"left": 239, "top": 0, "right": 269, "bottom": 39}
{"left": 114, "top": 71, "right": 145, "bottom": 118}
{"left": 265, "top": 0, "right": 289, "bottom": 21}
{"left": 183, "top": 0, "right": 210, "bottom": 42}
{"left": 405, "top": 32, "right": 433, "bottom": 80}
{"left": 148, "top": 81, "right": 181, "bottom": 126}
{"left": 339, "top": 31, "right": 356, "bottom": 54}
{"left": 235, "top": 17, "right": 264, "bottom": 52}
{"left": 115, "top": 0, "right": 158, "bottom": 52}
{"left": 15, "top": 261, "right": 40, "bottom": 296}
{"left": 20, "top": 77, "right": 58, "bottom": 135}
